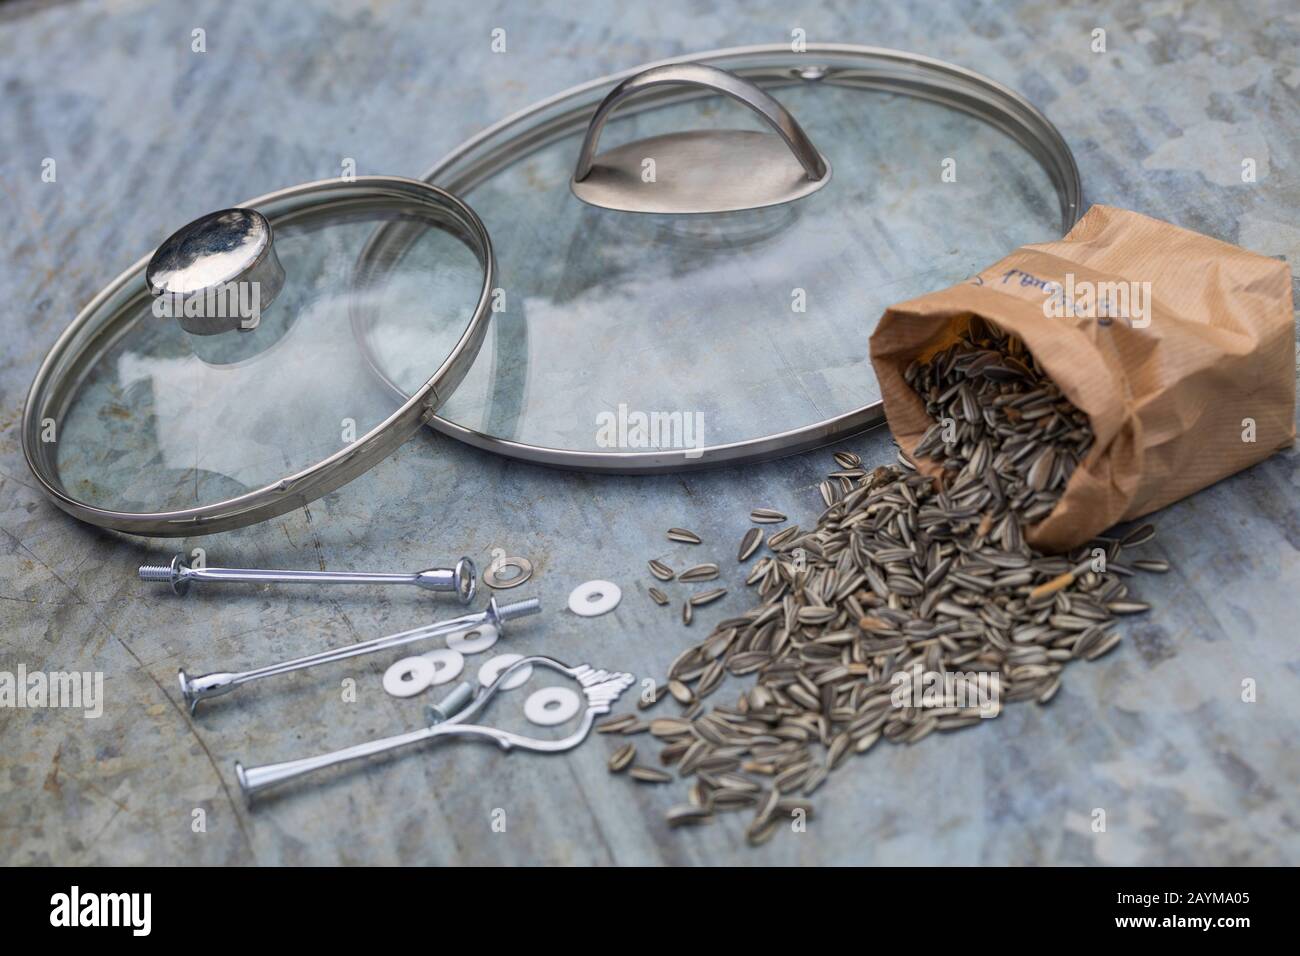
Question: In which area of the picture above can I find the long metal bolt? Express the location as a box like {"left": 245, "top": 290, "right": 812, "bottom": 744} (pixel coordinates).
{"left": 140, "top": 554, "right": 476, "bottom": 604}
{"left": 178, "top": 595, "right": 540, "bottom": 715}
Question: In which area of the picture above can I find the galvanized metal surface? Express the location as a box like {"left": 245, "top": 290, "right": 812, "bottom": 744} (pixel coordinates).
{"left": 1, "top": 0, "right": 1298, "bottom": 865}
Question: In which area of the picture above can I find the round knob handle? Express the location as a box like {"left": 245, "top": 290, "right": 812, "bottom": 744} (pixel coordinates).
{"left": 146, "top": 208, "right": 285, "bottom": 335}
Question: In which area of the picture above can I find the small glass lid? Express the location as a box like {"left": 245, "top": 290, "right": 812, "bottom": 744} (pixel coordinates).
{"left": 22, "top": 177, "right": 493, "bottom": 535}
{"left": 391, "top": 44, "right": 1080, "bottom": 472}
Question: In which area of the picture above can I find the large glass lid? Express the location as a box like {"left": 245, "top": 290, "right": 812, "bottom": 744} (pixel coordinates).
{"left": 389, "top": 44, "right": 1081, "bottom": 472}
{"left": 22, "top": 177, "right": 493, "bottom": 535}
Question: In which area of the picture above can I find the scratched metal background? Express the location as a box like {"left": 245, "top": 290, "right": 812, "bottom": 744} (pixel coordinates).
{"left": 1, "top": 0, "right": 1297, "bottom": 865}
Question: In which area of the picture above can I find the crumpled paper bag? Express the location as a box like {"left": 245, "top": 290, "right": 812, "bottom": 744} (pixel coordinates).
{"left": 869, "top": 204, "right": 1295, "bottom": 552}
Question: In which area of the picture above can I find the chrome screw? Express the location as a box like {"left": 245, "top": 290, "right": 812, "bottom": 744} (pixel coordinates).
{"left": 178, "top": 595, "right": 540, "bottom": 715}
{"left": 140, "top": 554, "right": 476, "bottom": 604}
{"left": 426, "top": 681, "right": 476, "bottom": 725}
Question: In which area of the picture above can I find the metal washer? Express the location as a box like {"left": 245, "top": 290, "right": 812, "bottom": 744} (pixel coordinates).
{"left": 484, "top": 556, "right": 533, "bottom": 589}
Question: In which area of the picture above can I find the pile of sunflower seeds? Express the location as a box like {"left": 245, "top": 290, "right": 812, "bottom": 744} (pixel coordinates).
{"left": 607, "top": 322, "right": 1166, "bottom": 845}
{"left": 908, "top": 316, "right": 1095, "bottom": 535}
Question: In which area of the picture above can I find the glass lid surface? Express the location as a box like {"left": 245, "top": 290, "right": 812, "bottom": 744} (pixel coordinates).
{"left": 398, "top": 44, "right": 1080, "bottom": 472}
{"left": 22, "top": 177, "right": 493, "bottom": 535}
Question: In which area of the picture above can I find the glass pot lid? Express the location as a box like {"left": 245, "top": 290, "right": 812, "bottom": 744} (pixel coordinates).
{"left": 21, "top": 176, "right": 494, "bottom": 536}
{"left": 384, "top": 44, "right": 1081, "bottom": 473}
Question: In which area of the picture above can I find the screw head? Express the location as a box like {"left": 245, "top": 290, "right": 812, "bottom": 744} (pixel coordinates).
{"left": 234, "top": 761, "right": 253, "bottom": 803}
{"left": 454, "top": 556, "right": 477, "bottom": 604}
{"left": 169, "top": 554, "right": 192, "bottom": 596}
{"left": 178, "top": 667, "right": 198, "bottom": 712}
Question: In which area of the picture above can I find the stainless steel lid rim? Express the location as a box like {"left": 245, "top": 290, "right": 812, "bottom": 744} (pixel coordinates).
{"left": 425, "top": 402, "right": 887, "bottom": 475}
{"left": 425, "top": 45, "right": 1081, "bottom": 220}
{"left": 414, "top": 43, "right": 1083, "bottom": 473}
{"left": 22, "top": 176, "right": 495, "bottom": 536}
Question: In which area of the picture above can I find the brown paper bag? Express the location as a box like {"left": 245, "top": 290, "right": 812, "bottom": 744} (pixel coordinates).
{"left": 869, "top": 204, "right": 1295, "bottom": 552}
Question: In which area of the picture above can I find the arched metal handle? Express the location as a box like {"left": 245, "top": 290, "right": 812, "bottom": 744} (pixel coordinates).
{"left": 573, "top": 63, "right": 828, "bottom": 183}
{"left": 569, "top": 63, "right": 831, "bottom": 214}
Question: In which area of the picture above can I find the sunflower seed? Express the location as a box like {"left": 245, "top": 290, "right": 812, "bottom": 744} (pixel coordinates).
{"left": 666, "top": 805, "right": 713, "bottom": 827}
{"left": 738, "top": 528, "right": 763, "bottom": 562}
{"left": 854, "top": 731, "right": 882, "bottom": 754}
{"left": 638, "top": 682, "right": 667, "bottom": 710}
{"left": 1121, "top": 524, "right": 1156, "bottom": 548}
{"left": 819, "top": 480, "right": 838, "bottom": 508}
{"left": 608, "top": 742, "right": 636, "bottom": 772}
{"left": 1084, "top": 630, "right": 1123, "bottom": 660}
{"left": 658, "top": 742, "right": 691, "bottom": 768}
{"left": 746, "top": 817, "right": 779, "bottom": 846}
{"left": 767, "top": 526, "right": 800, "bottom": 549}
{"left": 630, "top": 767, "right": 673, "bottom": 784}
{"left": 682, "top": 601, "right": 693, "bottom": 626}
{"left": 649, "top": 718, "right": 693, "bottom": 737}
{"left": 1107, "top": 600, "right": 1151, "bottom": 614}
{"left": 1132, "top": 559, "right": 1169, "bottom": 573}
{"left": 713, "top": 789, "right": 759, "bottom": 809}
{"left": 596, "top": 714, "right": 636, "bottom": 733}
{"left": 668, "top": 528, "right": 702, "bottom": 544}
{"left": 1026, "top": 447, "right": 1056, "bottom": 491}
{"left": 648, "top": 559, "right": 676, "bottom": 581}
{"left": 797, "top": 606, "right": 836, "bottom": 624}
{"left": 667, "top": 679, "right": 693, "bottom": 705}
{"left": 751, "top": 508, "right": 786, "bottom": 523}
{"left": 648, "top": 586, "right": 669, "bottom": 606}
{"left": 679, "top": 563, "right": 720, "bottom": 583}
{"left": 689, "top": 588, "right": 727, "bottom": 607}
{"left": 1037, "top": 675, "right": 1063, "bottom": 704}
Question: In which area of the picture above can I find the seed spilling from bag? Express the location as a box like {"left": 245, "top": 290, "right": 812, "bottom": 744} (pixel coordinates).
{"left": 616, "top": 329, "right": 1167, "bottom": 843}
{"left": 907, "top": 317, "right": 1093, "bottom": 535}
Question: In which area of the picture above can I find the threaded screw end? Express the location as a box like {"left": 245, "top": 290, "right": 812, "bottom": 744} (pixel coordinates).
{"left": 140, "top": 555, "right": 190, "bottom": 595}
{"left": 138, "top": 564, "right": 174, "bottom": 582}
{"left": 496, "top": 597, "right": 541, "bottom": 621}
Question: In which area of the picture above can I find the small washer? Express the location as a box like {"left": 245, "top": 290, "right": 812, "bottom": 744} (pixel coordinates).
{"left": 383, "top": 649, "right": 464, "bottom": 698}
{"left": 446, "top": 622, "right": 499, "bottom": 654}
{"left": 524, "top": 686, "right": 581, "bottom": 726}
{"left": 568, "top": 580, "right": 621, "bottom": 617}
{"left": 484, "top": 556, "right": 533, "bottom": 589}
{"left": 423, "top": 648, "right": 466, "bottom": 687}
{"left": 384, "top": 656, "right": 435, "bottom": 698}
{"left": 478, "top": 653, "right": 532, "bottom": 690}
